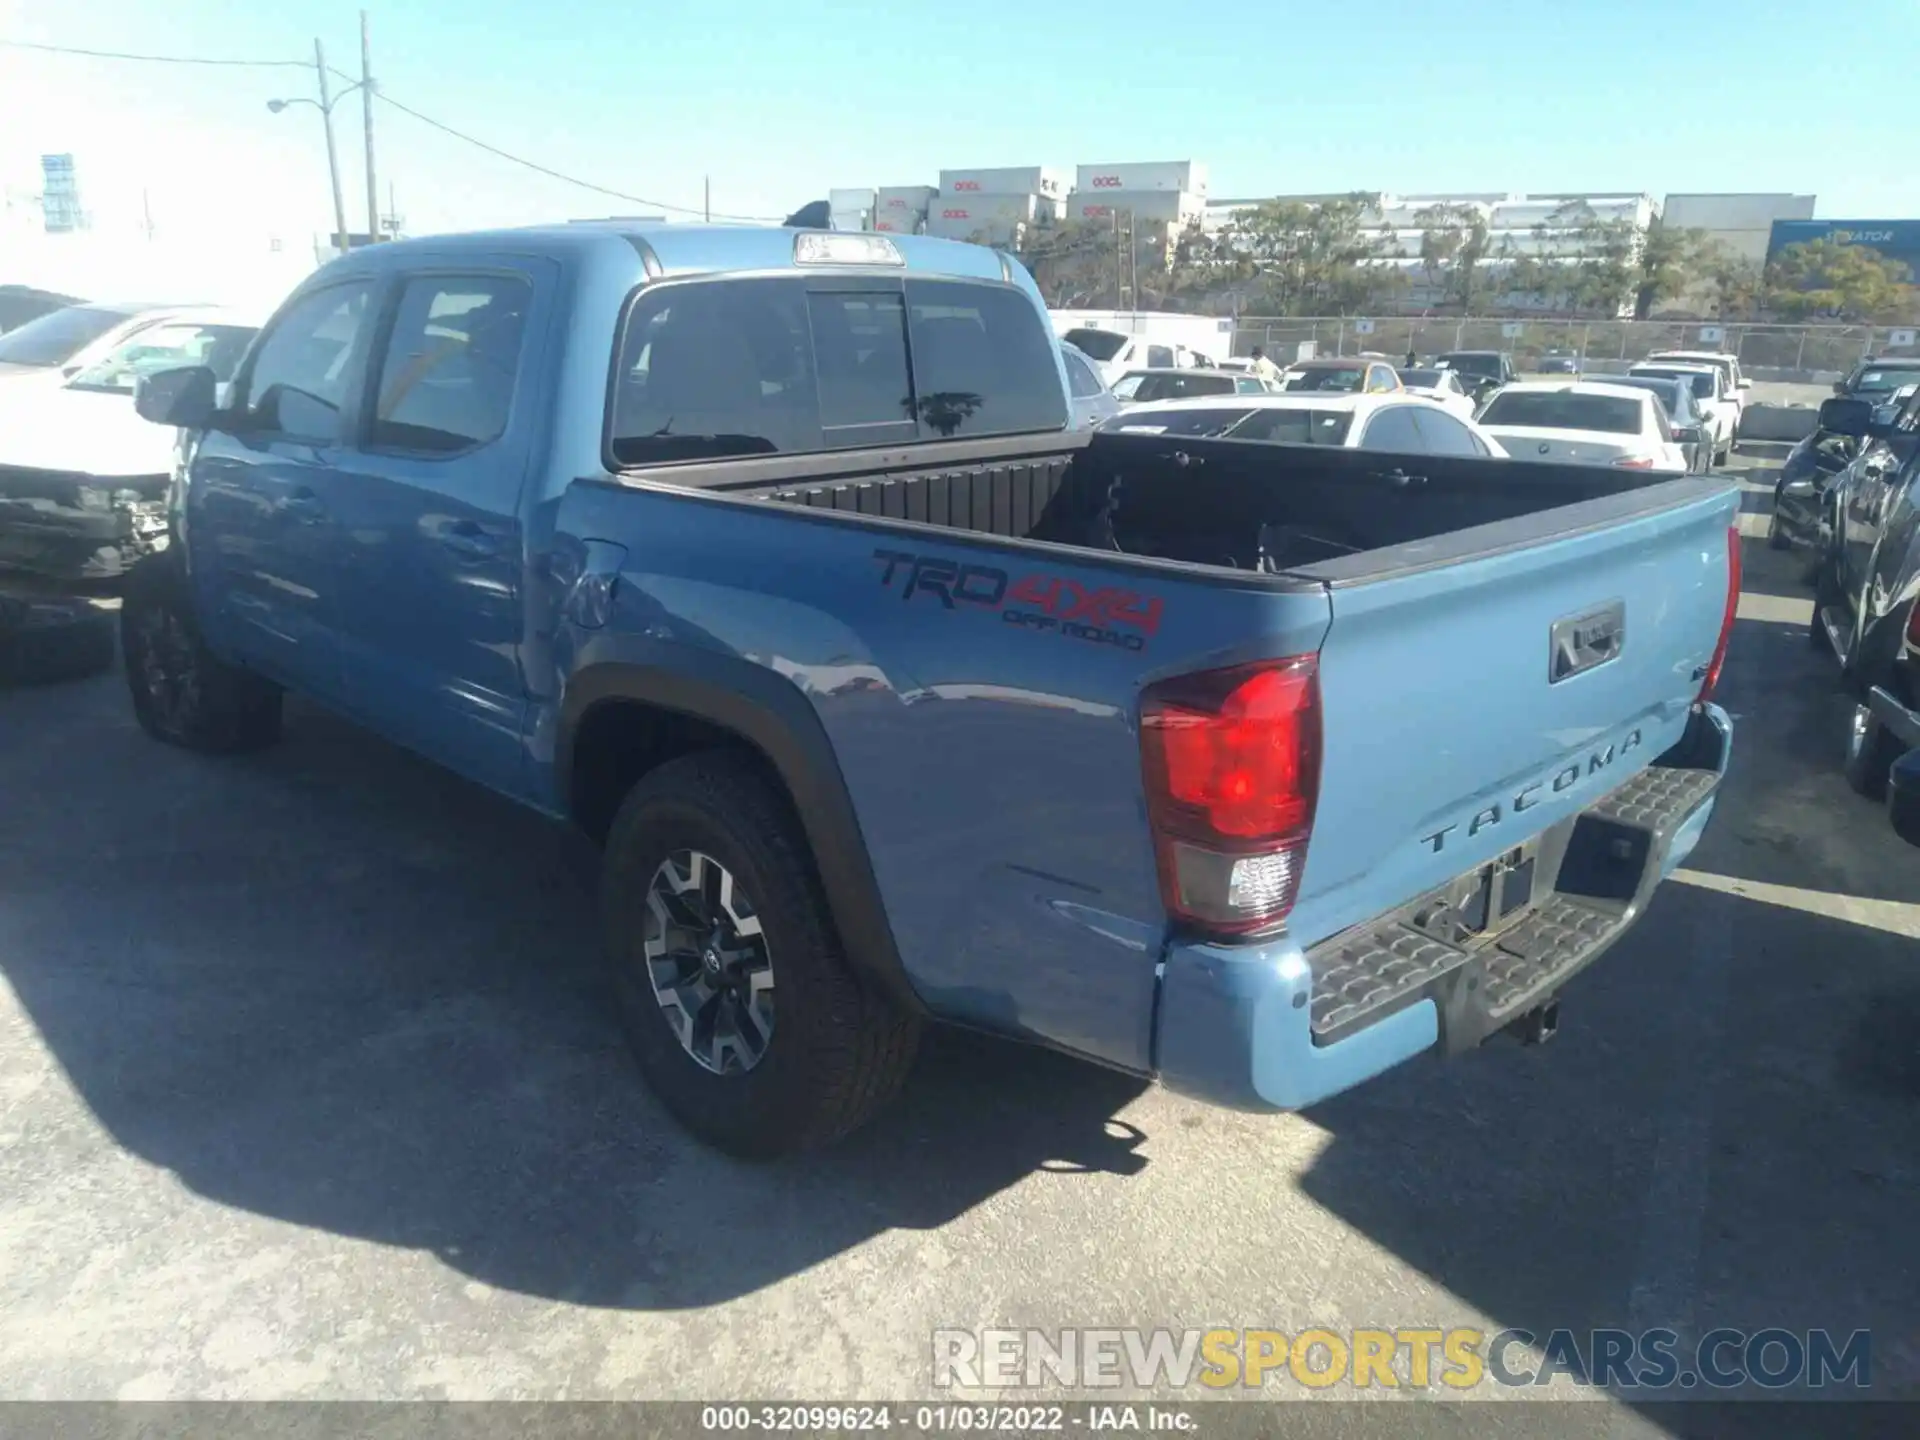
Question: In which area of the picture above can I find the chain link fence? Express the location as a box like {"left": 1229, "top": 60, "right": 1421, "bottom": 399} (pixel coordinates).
{"left": 1227, "top": 317, "right": 1916, "bottom": 380}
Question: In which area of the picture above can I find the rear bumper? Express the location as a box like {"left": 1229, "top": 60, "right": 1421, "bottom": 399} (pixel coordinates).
{"left": 1154, "top": 702, "right": 1733, "bottom": 1112}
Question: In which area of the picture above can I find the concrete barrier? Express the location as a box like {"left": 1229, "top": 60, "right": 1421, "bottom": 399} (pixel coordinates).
{"left": 1738, "top": 404, "right": 1820, "bottom": 443}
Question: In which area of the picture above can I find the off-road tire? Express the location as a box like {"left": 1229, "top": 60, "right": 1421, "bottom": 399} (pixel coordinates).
{"left": 121, "top": 555, "right": 283, "bottom": 753}
{"left": 600, "top": 750, "right": 920, "bottom": 1158}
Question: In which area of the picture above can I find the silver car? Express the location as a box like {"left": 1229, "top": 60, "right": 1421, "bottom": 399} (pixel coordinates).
{"left": 1061, "top": 342, "right": 1121, "bottom": 430}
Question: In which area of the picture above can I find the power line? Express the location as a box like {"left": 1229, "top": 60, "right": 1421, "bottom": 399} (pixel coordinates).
{"left": 0, "top": 39, "right": 309, "bottom": 67}
{"left": 3, "top": 37, "right": 781, "bottom": 223}
{"left": 366, "top": 87, "right": 779, "bottom": 222}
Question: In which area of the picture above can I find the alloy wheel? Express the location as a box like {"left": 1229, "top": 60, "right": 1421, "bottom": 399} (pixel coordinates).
{"left": 641, "top": 849, "right": 775, "bottom": 1075}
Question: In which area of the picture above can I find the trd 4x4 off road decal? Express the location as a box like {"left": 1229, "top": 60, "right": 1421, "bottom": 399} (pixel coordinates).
{"left": 872, "top": 549, "right": 1162, "bottom": 653}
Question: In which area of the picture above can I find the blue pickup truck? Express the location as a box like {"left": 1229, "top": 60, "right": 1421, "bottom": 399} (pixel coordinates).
{"left": 124, "top": 224, "right": 1740, "bottom": 1156}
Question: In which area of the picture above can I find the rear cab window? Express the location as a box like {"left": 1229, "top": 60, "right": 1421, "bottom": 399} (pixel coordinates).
{"left": 1479, "top": 391, "right": 1644, "bottom": 435}
{"left": 607, "top": 274, "right": 1066, "bottom": 467}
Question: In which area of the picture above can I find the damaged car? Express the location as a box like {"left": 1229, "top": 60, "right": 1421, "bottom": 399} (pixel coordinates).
{"left": 0, "top": 306, "right": 260, "bottom": 586}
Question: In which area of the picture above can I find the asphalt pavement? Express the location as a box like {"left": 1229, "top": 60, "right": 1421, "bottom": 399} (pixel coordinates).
{"left": 1, "top": 456, "right": 1915, "bottom": 1425}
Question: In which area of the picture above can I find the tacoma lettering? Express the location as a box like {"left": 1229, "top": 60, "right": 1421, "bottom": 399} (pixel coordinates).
{"left": 1421, "top": 729, "right": 1643, "bottom": 852}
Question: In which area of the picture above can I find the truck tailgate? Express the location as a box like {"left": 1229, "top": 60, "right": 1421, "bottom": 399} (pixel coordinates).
{"left": 1289, "top": 478, "right": 1739, "bottom": 948}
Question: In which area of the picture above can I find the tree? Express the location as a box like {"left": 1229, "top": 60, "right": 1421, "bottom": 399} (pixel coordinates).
{"left": 1228, "top": 192, "right": 1402, "bottom": 316}
{"left": 1630, "top": 220, "right": 1719, "bottom": 319}
{"left": 1015, "top": 220, "right": 1120, "bottom": 309}
{"left": 1413, "top": 202, "right": 1492, "bottom": 312}
{"left": 1699, "top": 252, "right": 1766, "bottom": 321}
{"left": 1764, "top": 240, "right": 1919, "bottom": 323}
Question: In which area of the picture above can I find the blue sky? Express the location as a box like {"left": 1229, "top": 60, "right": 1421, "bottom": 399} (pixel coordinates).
{"left": 3, "top": 0, "right": 1915, "bottom": 245}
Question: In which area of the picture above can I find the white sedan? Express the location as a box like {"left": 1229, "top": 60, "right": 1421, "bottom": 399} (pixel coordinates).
{"left": 1476, "top": 382, "right": 1689, "bottom": 472}
{"left": 1101, "top": 392, "right": 1509, "bottom": 457}
{"left": 1393, "top": 366, "right": 1480, "bottom": 420}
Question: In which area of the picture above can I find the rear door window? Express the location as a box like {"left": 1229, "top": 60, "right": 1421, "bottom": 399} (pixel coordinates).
{"left": 1061, "top": 347, "right": 1104, "bottom": 399}
{"left": 1408, "top": 409, "right": 1486, "bottom": 456}
{"left": 1358, "top": 406, "right": 1423, "bottom": 451}
{"left": 370, "top": 274, "right": 531, "bottom": 455}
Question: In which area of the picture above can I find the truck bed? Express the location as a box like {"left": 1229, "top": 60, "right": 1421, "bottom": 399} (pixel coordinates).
{"left": 719, "top": 429, "right": 1697, "bottom": 577}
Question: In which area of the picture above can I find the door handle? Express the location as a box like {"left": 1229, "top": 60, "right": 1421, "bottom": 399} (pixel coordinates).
{"left": 278, "top": 489, "right": 326, "bottom": 523}
{"left": 1374, "top": 468, "right": 1427, "bottom": 487}
{"left": 438, "top": 522, "right": 500, "bottom": 561}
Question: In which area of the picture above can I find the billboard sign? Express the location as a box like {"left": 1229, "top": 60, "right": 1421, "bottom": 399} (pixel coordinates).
{"left": 1766, "top": 219, "right": 1920, "bottom": 269}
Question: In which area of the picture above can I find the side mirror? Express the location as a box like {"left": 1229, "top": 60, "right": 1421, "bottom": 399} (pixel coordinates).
{"left": 1833, "top": 381, "right": 1849, "bottom": 396}
{"left": 1737, "top": 378, "right": 1752, "bottom": 390}
{"left": 1675, "top": 426, "right": 1703, "bottom": 445}
{"left": 133, "top": 365, "right": 217, "bottom": 429}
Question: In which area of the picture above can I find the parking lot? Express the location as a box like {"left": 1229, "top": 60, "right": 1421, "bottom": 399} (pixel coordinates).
{"left": 0, "top": 453, "right": 1914, "bottom": 1414}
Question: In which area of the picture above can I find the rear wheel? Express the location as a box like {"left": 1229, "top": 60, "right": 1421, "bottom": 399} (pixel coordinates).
{"left": 600, "top": 750, "right": 920, "bottom": 1158}
{"left": 121, "top": 555, "right": 282, "bottom": 752}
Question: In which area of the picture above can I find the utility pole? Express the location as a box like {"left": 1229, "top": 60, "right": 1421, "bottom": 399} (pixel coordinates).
{"left": 360, "top": 11, "right": 379, "bottom": 240}
{"left": 313, "top": 39, "right": 349, "bottom": 254}
{"left": 704, "top": 176, "right": 711, "bottom": 223}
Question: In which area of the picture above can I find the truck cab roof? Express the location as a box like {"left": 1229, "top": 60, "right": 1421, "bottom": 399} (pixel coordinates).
{"left": 306, "top": 223, "right": 1022, "bottom": 286}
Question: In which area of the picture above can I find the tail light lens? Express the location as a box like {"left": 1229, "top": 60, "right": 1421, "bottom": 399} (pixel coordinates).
{"left": 1904, "top": 597, "right": 1920, "bottom": 649}
{"left": 1611, "top": 455, "right": 1657, "bottom": 469}
{"left": 1698, "top": 524, "right": 1741, "bottom": 703}
{"left": 1140, "top": 657, "right": 1321, "bottom": 935}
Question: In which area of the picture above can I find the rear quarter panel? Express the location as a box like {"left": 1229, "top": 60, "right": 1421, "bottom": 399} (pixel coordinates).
{"left": 550, "top": 480, "right": 1331, "bottom": 1072}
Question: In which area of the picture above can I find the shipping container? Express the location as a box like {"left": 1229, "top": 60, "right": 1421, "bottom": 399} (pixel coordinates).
{"left": 1062, "top": 189, "right": 1204, "bottom": 226}
{"left": 829, "top": 187, "right": 877, "bottom": 213}
{"left": 930, "top": 193, "right": 1059, "bottom": 226}
{"left": 924, "top": 216, "right": 1030, "bottom": 246}
{"left": 876, "top": 185, "right": 937, "bottom": 213}
{"left": 872, "top": 214, "right": 926, "bottom": 235}
{"left": 1072, "top": 161, "right": 1208, "bottom": 197}
{"left": 938, "top": 166, "right": 1069, "bottom": 199}
{"left": 830, "top": 207, "right": 872, "bottom": 232}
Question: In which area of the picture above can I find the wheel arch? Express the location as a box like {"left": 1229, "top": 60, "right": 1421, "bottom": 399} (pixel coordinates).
{"left": 557, "top": 654, "right": 924, "bottom": 1016}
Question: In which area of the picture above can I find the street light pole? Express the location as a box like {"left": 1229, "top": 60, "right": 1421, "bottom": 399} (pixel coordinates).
{"left": 314, "top": 38, "right": 349, "bottom": 255}
{"left": 360, "top": 12, "right": 379, "bottom": 240}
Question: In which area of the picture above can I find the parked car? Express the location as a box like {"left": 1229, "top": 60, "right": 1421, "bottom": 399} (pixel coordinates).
{"left": 1106, "top": 392, "right": 1509, "bottom": 457}
{"left": 1804, "top": 393, "right": 1920, "bottom": 823}
{"left": 0, "top": 284, "right": 82, "bottom": 334}
{"left": 1279, "top": 357, "right": 1403, "bottom": 395}
{"left": 1058, "top": 327, "right": 1205, "bottom": 386}
{"left": 1433, "top": 350, "right": 1517, "bottom": 403}
{"left": 0, "top": 306, "right": 263, "bottom": 586}
{"left": 121, "top": 223, "right": 1737, "bottom": 1156}
{"left": 1477, "top": 382, "right": 1690, "bottom": 472}
{"left": 1111, "top": 367, "right": 1277, "bottom": 405}
{"left": 1833, "top": 355, "right": 1920, "bottom": 402}
{"left": 1645, "top": 350, "right": 1749, "bottom": 421}
{"left": 1060, "top": 342, "right": 1120, "bottom": 430}
{"left": 1538, "top": 349, "right": 1581, "bottom": 376}
{"left": 0, "top": 301, "right": 219, "bottom": 390}
{"left": 1628, "top": 363, "right": 1735, "bottom": 464}
{"left": 1590, "top": 375, "right": 1717, "bottom": 473}
{"left": 1393, "top": 366, "right": 1479, "bottom": 420}
{"left": 1767, "top": 387, "right": 1916, "bottom": 557}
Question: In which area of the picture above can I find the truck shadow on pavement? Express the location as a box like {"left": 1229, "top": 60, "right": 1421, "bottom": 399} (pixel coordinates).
{"left": 0, "top": 677, "right": 1149, "bottom": 1313}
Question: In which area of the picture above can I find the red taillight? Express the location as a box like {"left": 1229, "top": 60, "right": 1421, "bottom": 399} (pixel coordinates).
{"left": 1611, "top": 455, "right": 1657, "bottom": 469}
{"left": 1140, "top": 657, "right": 1321, "bottom": 935}
{"left": 1698, "top": 524, "right": 1741, "bottom": 703}
{"left": 1905, "top": 598, "right": 1920, "bottom": 649}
